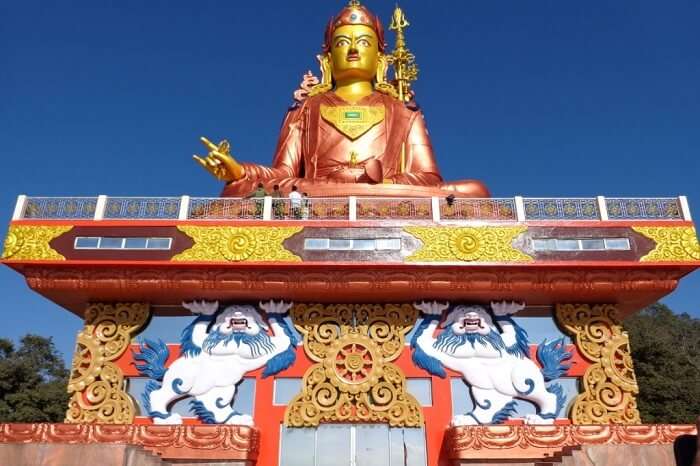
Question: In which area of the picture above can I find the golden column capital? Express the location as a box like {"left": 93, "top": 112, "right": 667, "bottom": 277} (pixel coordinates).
{"left": 65, "top": 302, "right": 150, "bottom": 424}
{"left": 555, "top": 303, "right": 641, "bottom": 424}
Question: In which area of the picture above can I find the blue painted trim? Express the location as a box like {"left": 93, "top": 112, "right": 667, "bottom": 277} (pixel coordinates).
{"left": 491, "top": 401, "right": 518, "bottom": 424}
{"left": 410, "top": 316, "right": 446, "bottom": 378}
{"left": 516, "top": 378, "right": 535, "bottom": 396}
{"left": 537, "top": 338, "right": 572, "bottom": 382}
{"left": 180, "top": 314, "right": 214, "bottom": 358}
{"left": 133, "top": 339, "right": 169, "bottom": 380}
{"left": 544, "top": 382, "right": 567, "bottom": 418}
{"left": 171, "top": 378, "right": 185, "bottom": 395}
{"left": 142, "top": 379, "right": 163, "bottom": 419}
{"left": 189, "top": 399, "right": 217, "bottom": 424}
{"left": 493, "top": 315, "right": 530, "bottom": 358}
{"left": 474, "top": 398, "right": 492, "bottom": 410}
{"left": 216, "top": 397, "right": 230, "bottom": 410}
{"left": 221, "top": 411, "right": 243, "bottom": 424}
{"left": 262, "top": 317, "right": 298, "bottom": 378}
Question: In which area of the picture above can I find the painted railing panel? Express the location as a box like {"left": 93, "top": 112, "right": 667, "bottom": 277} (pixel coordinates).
{"left": 189, "top": 197, "right": 262, "bottom": 220}
{"left": 22, "top": 197, "right": 97, "bottom": 220}
{"left": 357, "top": 197, "right": 432, "bottom": 220}
{"left": 523, "top": 198, "right": 600, "bottom": 220}
{"left": 606, "top": 197, "right": 683, "bottom": 220}
{"left": 12, "top": 195, "right": 692, "bottom": 222}
{"left": 440, "top": 198, "right": 517, "bottom": 221}
{"left": 103, "top": 197, "right": 181, "bottom": 219}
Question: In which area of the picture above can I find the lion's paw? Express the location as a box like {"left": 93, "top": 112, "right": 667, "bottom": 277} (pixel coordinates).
{"left": 226, "top": 414, "right": 254, "bottom": 426}
{"left": 491, "top": 300, "right": 525, "bottom": 316}
{"left": 259, "top": 300, "right": 292, "bottom": 315}
{"left": 524, "top": 414, "right": 555, "bottom": 425}
{"left": 153, "top": 413, "right": 183, "bottom": 425}
{"left": 451, "top": 414, "right": 479, "bottom": 426}
{"left": 414, "top": 301, "right": 450, "bottom": 316}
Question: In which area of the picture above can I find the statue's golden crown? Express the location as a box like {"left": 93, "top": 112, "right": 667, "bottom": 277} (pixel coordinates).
{"left": 323, "top": 0, "right": 386, "bottom": 53}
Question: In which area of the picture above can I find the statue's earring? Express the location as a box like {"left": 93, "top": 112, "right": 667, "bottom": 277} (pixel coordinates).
{"left": 308, "top": 54, "right": 333, "bottom": 97}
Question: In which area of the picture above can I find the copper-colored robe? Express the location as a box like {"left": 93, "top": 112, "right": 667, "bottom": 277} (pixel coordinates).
{"left": 221, "top": 91, "right": 488, "bottom": 197}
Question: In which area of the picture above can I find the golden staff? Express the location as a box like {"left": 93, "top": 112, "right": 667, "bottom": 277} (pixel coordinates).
{"left": 388, "top": 5, "right": 419, "bottom": 173}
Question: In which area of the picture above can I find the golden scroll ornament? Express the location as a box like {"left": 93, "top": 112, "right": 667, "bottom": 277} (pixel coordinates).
{"left": 1, "top": 225, "right": 71, "bottom": 261}
{"left": 65, "top": 302, "right": 150, "bottom": 424}
{"left": 633, "top": 226, "right": 700, "bottom": 261}
{"left": 172, "top": 226, "right": 302, "bottom": 262}
{"left": 555, "top": 303, "right": 641, "bottom": 424}
{"left": 405, "top": 226, "right": 531, "bottom": 262}
{"left": 320, "top": 105, "right": 385, "bottom": 140}
{"left": 284, "top": 304, "right": 423, "bottom": 427}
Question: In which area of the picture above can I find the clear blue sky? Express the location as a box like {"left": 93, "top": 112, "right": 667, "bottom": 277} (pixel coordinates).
{"left": 1, "top": 0, "right": 699, "bottom": 362}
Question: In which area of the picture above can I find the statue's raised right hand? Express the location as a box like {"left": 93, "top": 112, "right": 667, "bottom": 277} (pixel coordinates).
{"left": 193, "top": 137, "right": 246, "bottom": 182}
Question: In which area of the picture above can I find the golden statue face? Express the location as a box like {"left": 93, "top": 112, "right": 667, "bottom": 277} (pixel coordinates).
{"left": 330, "top": 24, "right": 379, "bottom": 84}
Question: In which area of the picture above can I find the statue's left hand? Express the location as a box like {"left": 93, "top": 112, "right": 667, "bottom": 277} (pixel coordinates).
{"left": 193, "top": 137, "right": 246, "bottom": 182}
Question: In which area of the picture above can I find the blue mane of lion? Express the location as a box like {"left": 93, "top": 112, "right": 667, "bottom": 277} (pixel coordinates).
{"left": 433, "top": 315, "right": 530, "bottom": 359}
{"left": 410, "top": 312, "right": 531, "bottom": 379}
{"left": 201, "top": 328, "right": 276, "bottom": 357}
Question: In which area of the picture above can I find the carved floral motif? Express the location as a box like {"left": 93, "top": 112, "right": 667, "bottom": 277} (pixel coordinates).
{"left": 284, "top": 304, "right": 423, "bottom": 427}
{"left": 65, "top": 303, "right": 150, "bottom": 424}
{"left": 634, "top": 226, "right": 700, "bottom": 262}
{"left": 555, "top": 304, "right": 640, "bottom": 424}
{"left": 404, "top": 226, "right": 532, "bottom": 262}
{"left": 1, "top": 225, "right": 71, "bottom": 261}
{"left": 172, "top": 226, "right": 302, "bottom": 262}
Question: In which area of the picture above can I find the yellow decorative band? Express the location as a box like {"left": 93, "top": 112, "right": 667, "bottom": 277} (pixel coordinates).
{"left": 320, "top": 104, "right": 385, "bottom": 140}
{"left": 1, "top": 225, "right": 71, "bottom": 261}
{"left": 404, "top": 226, "right": 531, "bottom": 262}
{"left": 633, "top": 226, "right": 700, "bottom": 262}
{"left": 172, "top": 226, "right": 302, "bottom": 262}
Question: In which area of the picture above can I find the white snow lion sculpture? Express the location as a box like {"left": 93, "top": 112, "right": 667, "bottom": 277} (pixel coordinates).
{"left": 411, "top": 301, "right": 571, "bottom": 425}
{"left": 133, "top": 300, "right": 297, "bottom": 425}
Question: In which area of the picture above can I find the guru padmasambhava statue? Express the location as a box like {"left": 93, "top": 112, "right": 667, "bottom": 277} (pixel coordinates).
{"left": 194, "top": 1, "right": 489, "bottom": 198}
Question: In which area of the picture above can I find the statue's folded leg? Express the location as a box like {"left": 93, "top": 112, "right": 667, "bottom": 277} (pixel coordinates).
{"left": 440, "top": 180, "right": 490, "bottom": 198}
{"left": 221, "top": 177, "right": 491, "bottom": 198}
{"left": 221, "top": 178, "right": 307, "bottom": 197}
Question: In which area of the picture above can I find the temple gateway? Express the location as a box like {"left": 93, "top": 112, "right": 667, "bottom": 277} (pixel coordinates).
{"left": 1, "top": 1, "right": 699, "bottom": 465}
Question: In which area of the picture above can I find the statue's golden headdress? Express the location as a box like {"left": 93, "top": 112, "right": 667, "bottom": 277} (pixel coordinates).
{"left": 323, "top": 0, "right": 386, "bottom": 53}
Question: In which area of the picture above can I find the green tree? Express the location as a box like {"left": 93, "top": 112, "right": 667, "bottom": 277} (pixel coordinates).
{"left": 625, "top": 303, "right": 700, "bottom": 424}
{"left": 0, "top": 334, "right": 70, "bottom": 422}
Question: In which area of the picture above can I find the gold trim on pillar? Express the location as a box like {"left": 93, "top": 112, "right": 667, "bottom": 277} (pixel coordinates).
{"left": 633, "top": 226, "right": 700, "bottom": 261}
{"left": 65, "top": 303, "right": 150, "bottom": 424}
{"left": 172, "top": 226, "right": 302, "bottom": 262}
{"left": 284, "top": 304, "right": 423, "bottom": 427}
{"left": 555, "top": 303, "right": 641, "bottom": 424}
{"left": 1, "top": 225, "right": 71, "bottom": 261}
{"left": 404, "top": 226, "right": 531, "bottom": 262}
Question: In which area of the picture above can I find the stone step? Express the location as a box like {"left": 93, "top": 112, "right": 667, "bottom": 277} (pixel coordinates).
{"left": 124, "top": 445, "right": 167, "bottom": 466}
{"left": 459, "top": 462, "right": 562, "bottom": 466}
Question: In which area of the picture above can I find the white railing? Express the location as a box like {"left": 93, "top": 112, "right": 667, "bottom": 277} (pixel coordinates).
{"left": 11, "top": 195, "right": 692, "bottom": 222}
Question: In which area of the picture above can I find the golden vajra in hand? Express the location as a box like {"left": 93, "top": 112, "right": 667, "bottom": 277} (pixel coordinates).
{"left": 193, "top": 137, "right": 245, "bottom": 182}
